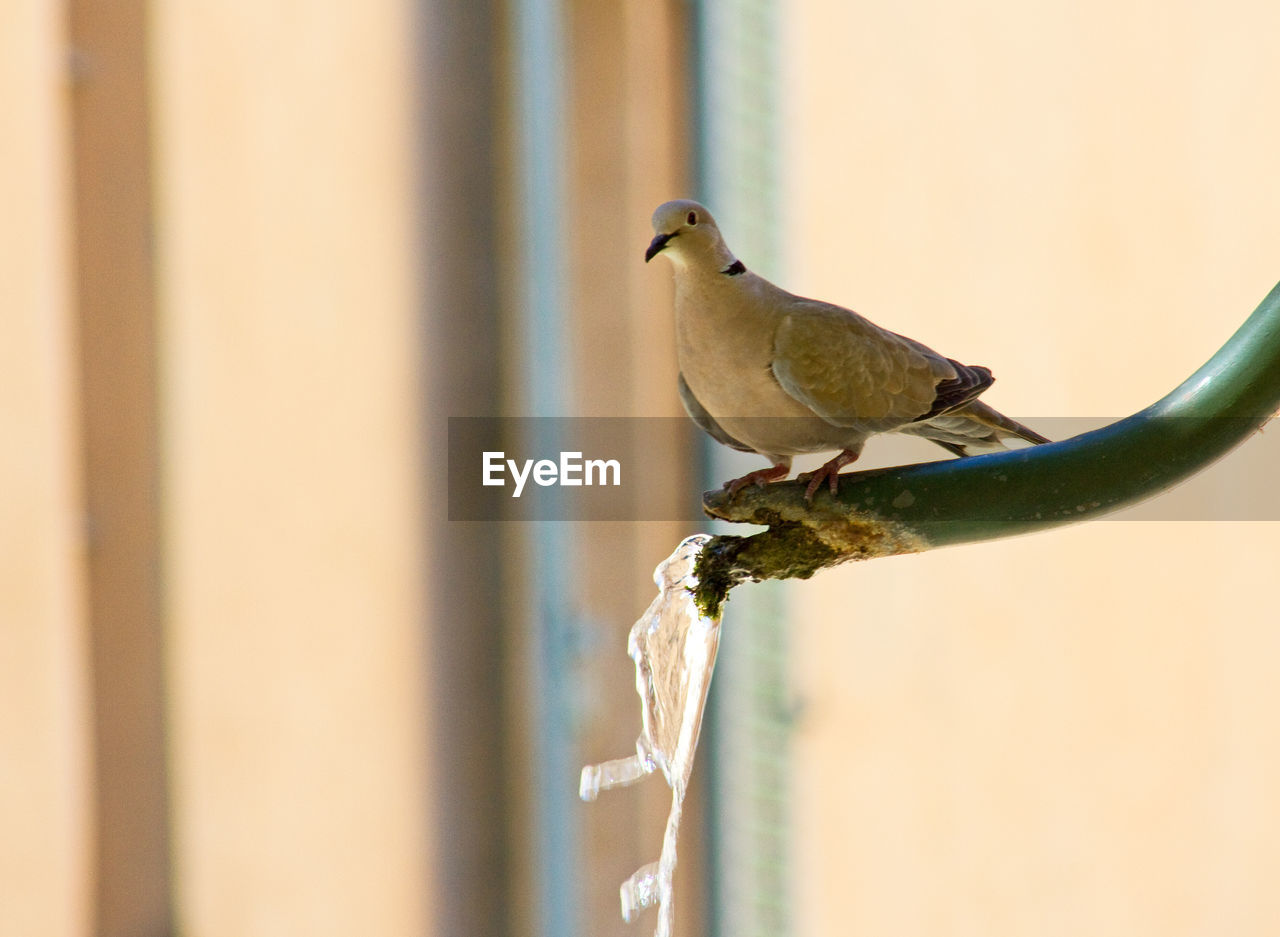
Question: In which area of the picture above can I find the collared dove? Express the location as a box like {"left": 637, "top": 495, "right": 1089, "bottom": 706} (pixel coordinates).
{"left": 645, "top": 199, "right": 1049, "bottom": 500}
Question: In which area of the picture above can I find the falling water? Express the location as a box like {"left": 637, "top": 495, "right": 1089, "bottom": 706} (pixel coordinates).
{"left": 579, "top": 533, "right": 722, "bottom": 937}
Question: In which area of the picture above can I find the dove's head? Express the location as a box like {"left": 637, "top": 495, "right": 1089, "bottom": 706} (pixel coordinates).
{"left": 645, "top": 199, "right": 735, "bottom": 270}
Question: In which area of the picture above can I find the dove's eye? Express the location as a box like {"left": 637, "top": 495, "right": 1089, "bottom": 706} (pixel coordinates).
{"left": 687, "top": 211, "right": 698, "bottom": 226}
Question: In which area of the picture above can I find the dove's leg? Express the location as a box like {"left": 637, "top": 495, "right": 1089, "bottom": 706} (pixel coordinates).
{"left": 798, "top": 448, "right": 862, "bottom": 501}
{"left": 723, "top": 460, "right": 791, "bottom": 496}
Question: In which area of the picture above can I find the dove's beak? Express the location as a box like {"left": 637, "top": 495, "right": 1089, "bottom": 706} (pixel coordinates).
{"left": 644, "top": 232, "right": 676, "bottom": 263}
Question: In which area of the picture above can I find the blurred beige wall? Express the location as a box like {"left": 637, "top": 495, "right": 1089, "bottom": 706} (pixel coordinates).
{"left": 1, "top": 2, "right": 91, "bottom": 936}
{"left": 782, "top": 2, "right": 1280, "bottom": 935}
{"left": 151, "top": 2, "right": 430, "bottom": 936}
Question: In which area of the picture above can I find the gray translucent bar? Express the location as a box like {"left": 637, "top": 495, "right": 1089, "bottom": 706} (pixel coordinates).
{"left": 447, "top": 417, "right": 1280, "bottom": 522}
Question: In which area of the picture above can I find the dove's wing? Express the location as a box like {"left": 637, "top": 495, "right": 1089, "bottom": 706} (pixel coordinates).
{"left": 677, "top": 371, "right": 756, "bottom": 452}
{"left": 772, "top": 303, "right": 992, "bottom": 428}
{"left": 906, "top": 353, "right": 995, "bottom": 422}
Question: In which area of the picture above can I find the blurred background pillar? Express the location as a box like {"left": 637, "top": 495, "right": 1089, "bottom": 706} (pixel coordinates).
{"left": 68, "top": 0, "right": 171, "bottom": 930}
{"left": 419, "top": 0, "right": 511, "bottom": 935}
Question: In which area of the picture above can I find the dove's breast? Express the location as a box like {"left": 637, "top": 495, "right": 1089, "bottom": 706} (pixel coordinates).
{"left": 673, "top": 274, "right": 866, "bottom": 457}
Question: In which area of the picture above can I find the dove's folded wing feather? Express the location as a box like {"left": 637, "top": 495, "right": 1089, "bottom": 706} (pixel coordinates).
{"left": 910, "top": 357, "right": 995, "bottom": 423}
{"left": 771, "top": 303, "right": 954, "bottom": 427}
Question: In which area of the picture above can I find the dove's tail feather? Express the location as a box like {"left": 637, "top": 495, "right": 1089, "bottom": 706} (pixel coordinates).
{"left": 912, "top": 400, "right": 1049, "bottom": 457}
{"left": 964, "top": 400, "right": 1051, "bottom": 446}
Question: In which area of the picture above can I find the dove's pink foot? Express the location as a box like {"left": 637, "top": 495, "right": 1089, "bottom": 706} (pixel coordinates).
{"left": 724, "top": 464, "right": 791, "bottom": 497}
{"left": 798, "top": 450, "right": 861, "bottom": 501}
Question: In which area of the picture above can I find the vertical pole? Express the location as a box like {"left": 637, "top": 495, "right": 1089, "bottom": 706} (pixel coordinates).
{"left": 695, "top": 2, "right": 794, "bottom": 937}
{"left": 510, "top": 0, "right": 581, "bottom": 934}
{"left": 68, "top": 0, "right": 172, "bottom": 933}
{"left": 419, "top": 0, "right": 512, "bottom": 933}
